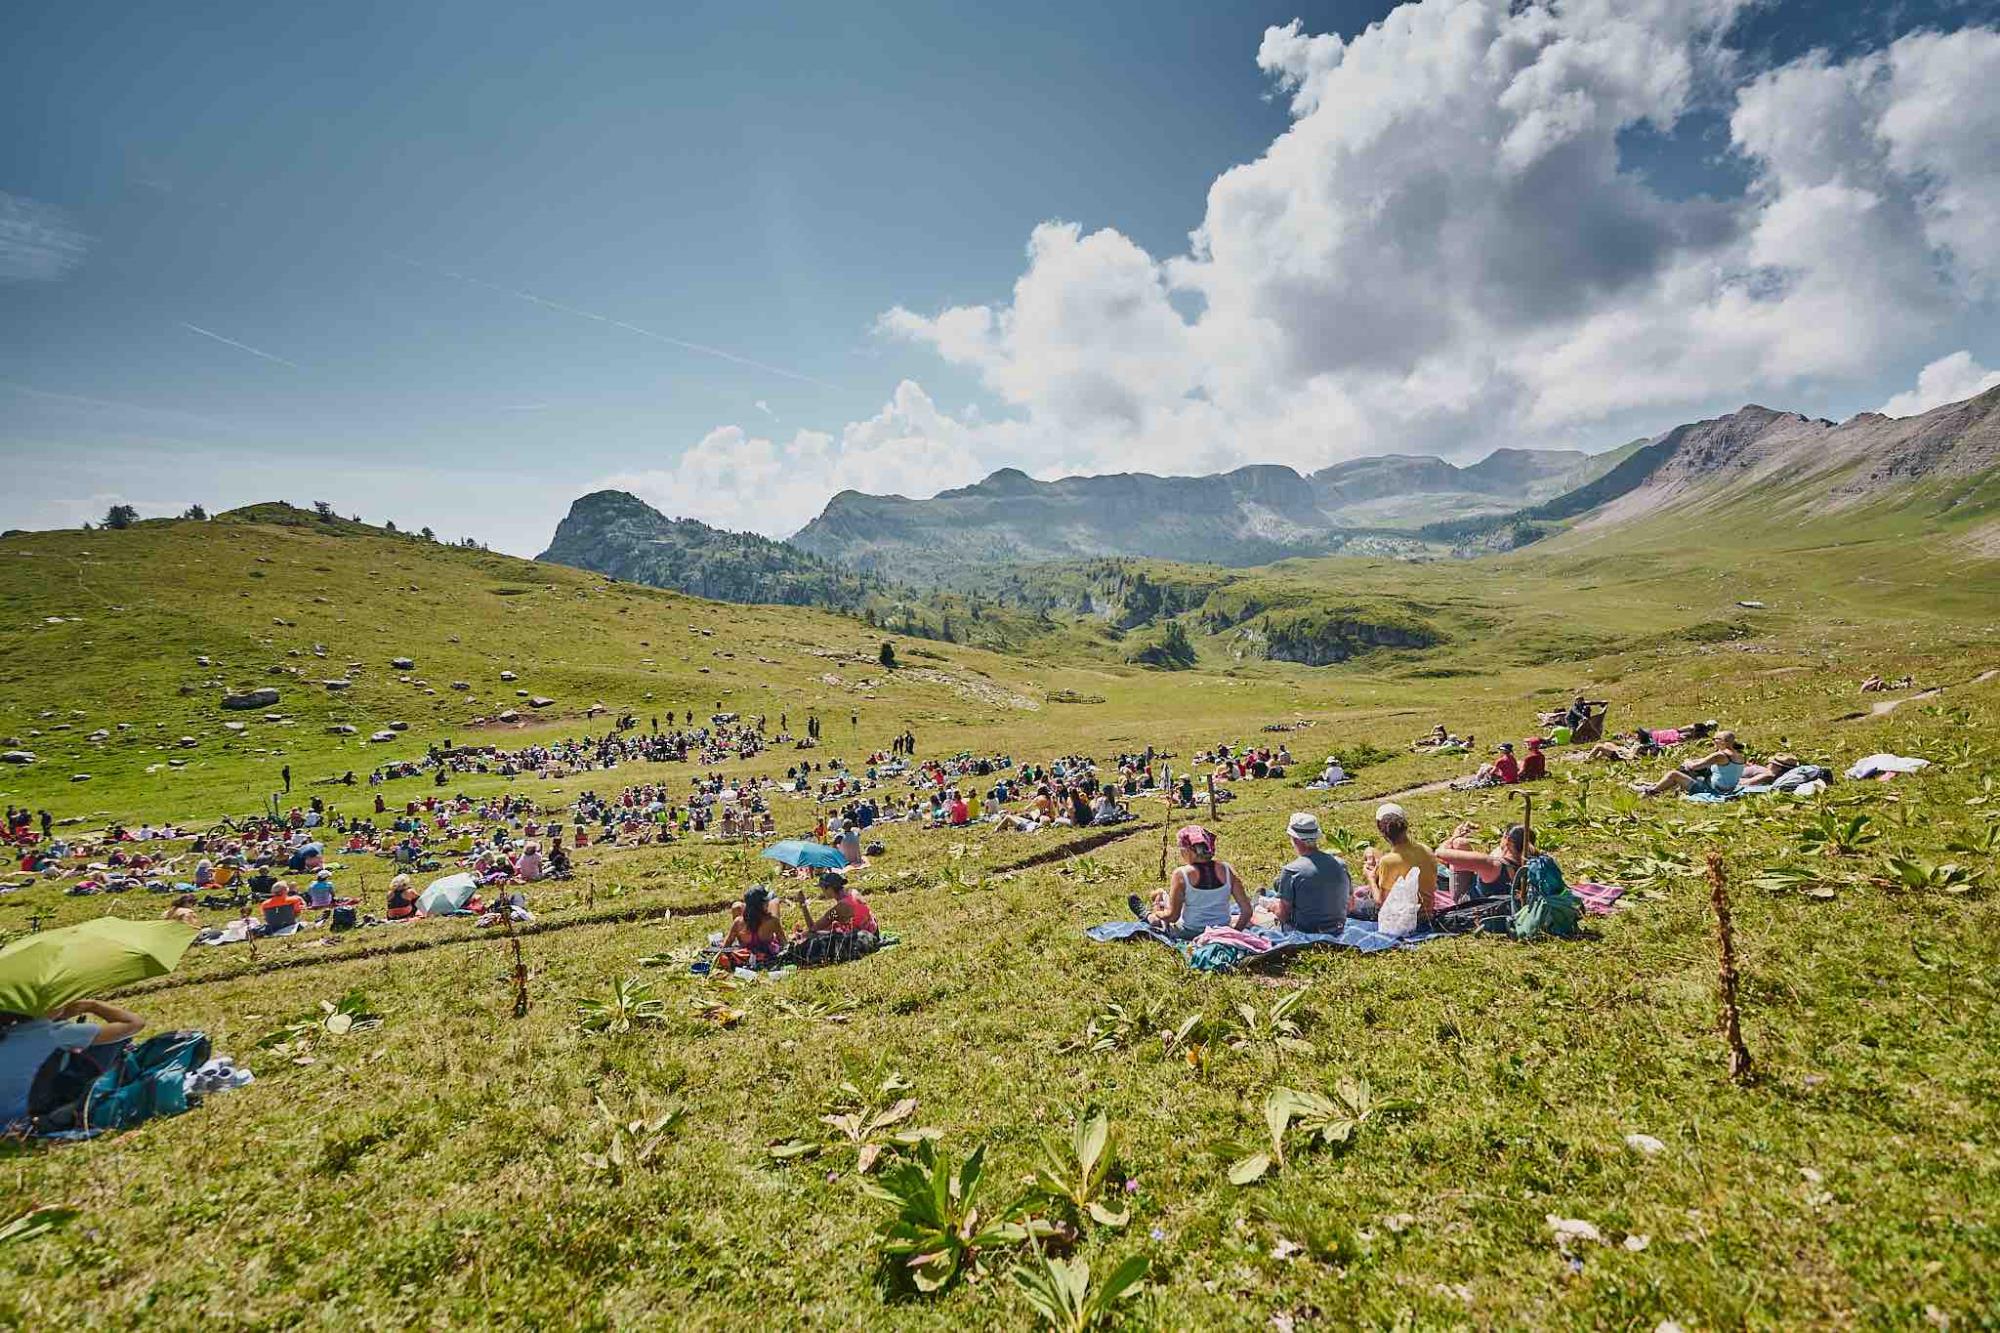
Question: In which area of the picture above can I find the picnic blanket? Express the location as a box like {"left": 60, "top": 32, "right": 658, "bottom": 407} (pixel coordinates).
{"left": 1087, "top": 880, "right": 1625, "bottom": 971}
{"left": 1085, "top": 918, "right": 1446, "bottom": 970}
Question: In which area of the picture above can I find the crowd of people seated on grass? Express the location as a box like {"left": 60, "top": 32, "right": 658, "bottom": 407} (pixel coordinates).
{"left": 356, "top": 716, "right": 776, "bottom": 790}
{"left": 1195, "top": 742, "right": 1293, "bottom": 781}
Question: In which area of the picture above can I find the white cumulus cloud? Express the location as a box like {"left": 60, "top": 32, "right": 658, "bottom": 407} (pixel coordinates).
{"left": 603, "top": 380, "right": 988, "bottom": 537}
{"left": 648, "top": 3, "right": 2000, "bottom": 531}
{"left": 1879, "top": 350, "right": 2000, "bottom": 416}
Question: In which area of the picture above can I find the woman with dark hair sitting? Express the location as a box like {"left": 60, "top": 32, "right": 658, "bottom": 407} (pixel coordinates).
{"left": 721, "top": 885, "right": 786, "bottom": 965}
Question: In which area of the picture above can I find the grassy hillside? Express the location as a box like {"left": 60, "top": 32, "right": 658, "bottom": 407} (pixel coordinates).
{"left": 1, "top": 500, "right": 1996, "bottom": 1328}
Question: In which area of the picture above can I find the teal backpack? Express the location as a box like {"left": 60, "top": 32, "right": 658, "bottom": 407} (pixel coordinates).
{"left": 1511, "top": 854, "right": 1581, "bottom": 940}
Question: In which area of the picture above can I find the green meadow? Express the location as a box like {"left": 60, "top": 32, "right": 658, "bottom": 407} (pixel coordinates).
{"left": 1, "top": 506, "right": 1995, "bottom": 1328}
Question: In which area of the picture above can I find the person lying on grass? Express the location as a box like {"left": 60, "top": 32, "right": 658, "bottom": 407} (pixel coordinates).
{"left": 1, "top": 999, "right": 147, "bottom": 1130}
{"left": 1355, "top": 803, "right": 1439, "bottom": 925}
{"left": 1436, "top": 822, "right": 1533, "bottom": 903}
{"left": 722, "top": 885, "right": 786, "bottom": 963}
{"left": 1634, "top": 730, "right": 1746, "bottom": 797}
{"left": 1130, "top": 825, "right": 1253, "bottom": 939}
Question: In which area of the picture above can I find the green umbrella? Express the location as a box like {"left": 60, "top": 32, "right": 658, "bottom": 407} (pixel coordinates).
{"left": 0, "top": 918, "right": 194, "bottom": 1018}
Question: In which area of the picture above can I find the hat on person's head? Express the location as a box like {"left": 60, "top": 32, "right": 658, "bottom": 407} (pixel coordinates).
{"left": 1176, "top": 825, "right": 1215, "bottom": 854}
{"left": 1375, "top": 802, "right": 1406, "bottom": 823}
{"left": 1498, "top": 741, "right": 1514, "bottom": 752}
{"left": 1526, "top": 737, "right": 1544, "bottom": 750}
{"left": 818, "top": 869, "right": 848, "bottom": 889}
{"left": 1286, "top": 812, "right": 1321, "bottom": 842}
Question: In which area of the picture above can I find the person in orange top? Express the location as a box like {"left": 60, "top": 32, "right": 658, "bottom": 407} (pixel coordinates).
{"left": 259, "top": 880, "right": 307, "bottom": 934}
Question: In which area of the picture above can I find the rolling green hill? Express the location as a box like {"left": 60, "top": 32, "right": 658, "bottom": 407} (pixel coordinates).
{"left": 2, "top": 482, "right": 1998, "bottom": 1329}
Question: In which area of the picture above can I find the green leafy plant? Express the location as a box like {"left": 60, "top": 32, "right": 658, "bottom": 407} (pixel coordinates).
{"left": 768, "top": 1073, "right": 941, "bottom": 1171}
{"left": 0, "top": 1204, "right": 78, "bottom": 1248}
{"left": 1252, "top": 1193, "right": 1363, "bottom": 1266}
{"left": 1012, "top": 1250, "right": 1149, "bottom": 1331}
{"left": 1230, "top": 1077, "right": 1389, "bottom": 1185}
{"left": 578, "top": 1101, "right": 687, "bottom": 1182}
{"left": 1874, "top": 855, "right": 1977, "bottom": 894}
{"left": 575, "top": 976, "right": 666, "bottom": 1034}
{"left": 1749, "top": 863, "right": 1840, "bottom": 899}
{"left": 254, "top": 990, "right": 384, "bottom": 1063}
{"left": 865, "top": 1142, "right": 1047, "bottom": 1293}
{"left": 1797, "top": 808, "right": 1878, "bottom": 857}
{"left": 1945, "top": 821, "right": 2000, "bottom": 857}
{"left": 1028, "top": 1106, "right": 1130, "bottom": 1229}
{"left": 1067, "top": 998, "right": 1168, "bottom": 1053}
{"left": 1321, "top": 825, "right": 1369, "bottom": 858}
{"left": 774, "top": 997, "right": 856, "bottom": 1024}
{"left": 1227, "top": 989, "right": 1312, "bottom": 1058}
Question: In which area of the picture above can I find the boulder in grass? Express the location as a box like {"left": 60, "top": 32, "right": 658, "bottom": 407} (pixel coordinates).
{"left": 327, "top": 724, "right": 358, "bottom": 736}
{"left": 70, "top": 773, "right": 91, "bottom": 782}
{"left": 223, "top": 721, "right": 246, "bottom": 733}
{"left": 499, "top": 670, "right": 517, "bottom": 681}
{"left": 530, "top": 697, "right": 554, "bottom": 709}
{"left": 370, "top": 730, "right": 397, "bottom": 743}
{"left": 323, "top": 679, "right": 352, "bottom": 691}
{"left": 179, "top": 736, "right": 199, "bottom": 748}
{"left": 497, "top": 709, "right": 520, "bottom": 723}
{"left": 388, "top": 720, "right": 408, "bottom": 731}
{"left": 450, "top": 680, "right": 470, "bottom": 691}
{"left": 222, "top": 687, "right": 281, "bottom": 710}
{"left": 390, "top": 657, "right": 415, "bottom": 670}
{"left": 1, "top": 750, "right": 35, "bottom": 765}
{"left": 196, "top": 655, "right": 212, "bottom": 667}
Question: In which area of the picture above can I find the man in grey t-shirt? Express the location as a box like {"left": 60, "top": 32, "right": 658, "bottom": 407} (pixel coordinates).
{"left": 1269, "top": 811, "right": 1350, "bottom": 933}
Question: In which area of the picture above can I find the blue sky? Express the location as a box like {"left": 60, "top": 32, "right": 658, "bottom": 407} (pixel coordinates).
{"left": 4, "top": 0, "right": 1998, "bottom": 551}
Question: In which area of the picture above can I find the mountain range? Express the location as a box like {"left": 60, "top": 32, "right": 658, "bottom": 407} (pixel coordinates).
{"left": 788, "top": 447, "right": 1622, "bottom": 578}
{"left": 538, "top": 385, "right": 2000, "bottom": 615}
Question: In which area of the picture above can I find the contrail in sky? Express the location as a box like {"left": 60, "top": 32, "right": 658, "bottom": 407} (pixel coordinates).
{"left": 178, "top": 321, "right": 301, "bottom": 369}
{"left": 397, "top": 255, "right": 841, "bottom": 392}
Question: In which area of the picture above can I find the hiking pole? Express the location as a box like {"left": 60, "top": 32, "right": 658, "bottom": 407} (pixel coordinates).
{"left": 1511, "top": 791, "right": 1534, "bottom": 908}
{"left": 1206, "top": 775, "right": 1218, "bottom": 823}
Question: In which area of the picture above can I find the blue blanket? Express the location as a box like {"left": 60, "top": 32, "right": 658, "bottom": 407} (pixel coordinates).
{"left": 1085, "top": 918, "right": 1446, "bottom": 969}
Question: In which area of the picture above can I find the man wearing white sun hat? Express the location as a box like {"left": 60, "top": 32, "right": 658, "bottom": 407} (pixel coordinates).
{"left": 1266, "top": 810, "right": 1351, "bottom": 933}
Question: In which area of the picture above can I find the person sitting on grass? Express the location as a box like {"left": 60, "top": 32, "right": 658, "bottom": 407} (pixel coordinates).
{"left": 1436, "top": 822, "right": 1532, "bottom": 903}
{"left": 1476, "top": 742, "right": 1521, "bottom": 785}
{"left": 307, "top": 868, "right": 336, "bottom": 909}
{"left": 1354, "top": 804, "right": 1439, "bottom": 925}
{"left": 385, "top": 873, "right": 421, "bottom": 920}
{"left": 808, "top": 870, "right": 877, "bottom": 936}
{"left": 259, "top": 880, "right": 307, "bottom": 935}
{"left": 721, "top": 885, "right": 786, "bottom": 963}
{"left": 1130, "top": 825, "right": 1252, "bottom": 939}
{"left": 1264, "top": 812, "right": 1349, "bottom": 934}
{"left": 1518, "top": 737, "right": 1548, "bottom": 781}
{"left": 163, "top": 893, "right": 201, "bottom": 928}
{"left": 1634, "top": 730, "right": 1746, "bottom": 798}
